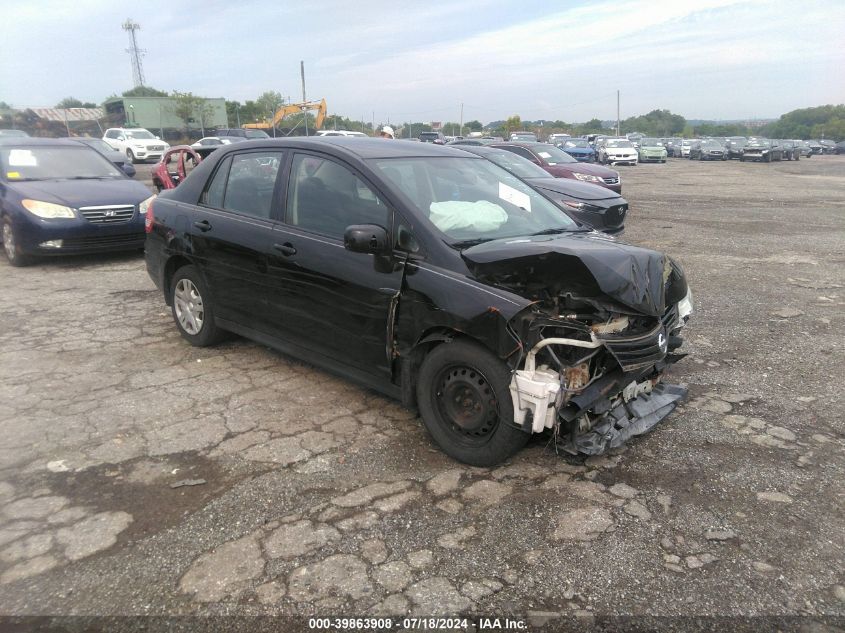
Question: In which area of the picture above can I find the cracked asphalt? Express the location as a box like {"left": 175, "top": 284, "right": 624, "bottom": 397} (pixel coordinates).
{"left": 0, "top": 155, "right": 843, "bottom": 631}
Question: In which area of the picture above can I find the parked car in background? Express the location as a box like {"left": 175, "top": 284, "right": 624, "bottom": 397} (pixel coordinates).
{"left": 215, "top": 128, "right": 272, "bottom": 142}
{"left": 455, "top": 145, "right": 628, "bottom": 234}
{"left": 741, "top": 138, "right": 782, "bottom": 162}
{"left": 145, "top": 137, "right": 692, "bottom": 465}
{"left": 315, "top": 130, "right": 368, "bottom": 138}
{"left": 0, "top": 138, "right": 154, "bottom": 266}
{"left": 819, "top": 139, "right": 836, "bottom": 154}
{"left": 447, "top": 138, "right": 496, "bottom": 146}
{"left": 626, "top": 133, "right": 644, "bottom": 148}
{"left": 547, "top": 133, "right": 571, "bottom": 144}
{"left": 0, "top": 130, "right": 30, "bottom": 138}
{"left": 725, "top": 137, "right": 747, "bottom": 159}
{"left": 152, "top": 146, "right": 203, "bottom": 191}
{"left": 491, "top": 141, "right": 622, "bottom": 192}
{"left": 778, "top": 140, "right": 800, "bottom": 161}
{"left": 792, "top": 140, "right": 812, "bottom": 157}
{"left": 835, "top": 140, "right": 845, "bottom": 155}
{"left": 556, "top": 138, "right": 596, "bottom": 162}
{"left": 679, "top": 139, "right": 698, "bottom": 158}
{"left": 689, "top": 139, "right": 727, "bottom": 161}
{"left": 665, "top": 139, "right": 683, "bottom": 157}
{"left": 596, "top": 138, "right": 639, "bottom": 166}
{"left": 103, "top": 127, "right": 169, "bottom": 164}
{"left": 191, "top": 137, "right": 233, "bottom": 147}
{"left": 806, "top": 140, "right": 824, "bottom": 155}
{"left": 419, "top": 131, "right": 446, "bottom": 144}
{"left": 509, "top": 132, "right": 538, "bottom": 142}
{"left": 71, "top": 137, "right": 136, "bottom": 177}
{"left": 637, "top": 138, "right": 668, "bottom": 163}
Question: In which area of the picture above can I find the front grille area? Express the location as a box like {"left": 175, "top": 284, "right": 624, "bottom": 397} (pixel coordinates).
{"left": 605, "top": 204, "right": 627, "bottom": 227}
{"left": 79, "top": 205, "right": 135, "bottom": 224}
{"left": 62, "top": 233, "right": 144, "bottom": 250}
{"left": 600, "top": 324, "right": 667, "bottom": 371}
{"left": 602, "top": 176, "right": 620, "bottom": 185}
{"left": 149, "top": 145, "right": 165, "bottom": 151}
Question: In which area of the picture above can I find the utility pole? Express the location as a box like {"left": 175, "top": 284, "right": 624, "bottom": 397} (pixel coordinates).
{"left": 301, "top": 61, "right": 308, "bottom": 136}
{"left": 460, "top": 102, "right": 464, "bottom": 137}
{"left": 616, "top": 90, "right": 620, "bottom": 137}
{"left": 122, "top": 19, "right": 146, "bottom": 88}
{"left": 372, "top": 111, "right": 375, "bottom": 134}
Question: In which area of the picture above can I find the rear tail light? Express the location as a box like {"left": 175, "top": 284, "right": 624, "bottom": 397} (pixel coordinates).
{"left": 144, "top": 199, "right": 155, "bottom": 233}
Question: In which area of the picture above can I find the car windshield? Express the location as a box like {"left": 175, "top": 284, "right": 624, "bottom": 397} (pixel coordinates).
{"left": 531, "top": 145, "right": 577, "bottom": 164}
{"left": 640, "top": 138, "right": 661, "bottom": 147}
{"left": 606, "top": 140, "right": 634, "bottom": 148}
{"left": 481, "top": 149, "right": 554, "bottom": 179}
{"left": 372, "top": 156, "right": 578, "bottom": 245}
{"left": 747, "top": 139, "right": 770, "bottom": 148}
{"left": 83, "top": 139, "right": 115, "bottom": 153}
{"left": 0, "top": 130, "right": 29, "bottom": 137}
{"left": 1, "top": 146, "right": 123, "bottom": 180}
{"left": 126, "top": 130, "right": 155, "bottom": 139}
{"left": 702, "top": 141, "right": 721, "bottom": 148}
{"left": 245, "top": 130, "right": 270, "bottom": 139}
{"left": 563, "top": 140, "right": 589, "bottom": 148}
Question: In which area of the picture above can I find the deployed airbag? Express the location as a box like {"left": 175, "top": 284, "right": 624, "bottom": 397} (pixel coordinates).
{"left": 430, "top": 200, "right": 508, "bottom": 233}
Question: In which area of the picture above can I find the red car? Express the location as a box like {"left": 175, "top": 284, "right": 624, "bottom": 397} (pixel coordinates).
{"left": 151, "top": 146, "right": 203, "bottom": 191}
{"left": 491, "top": 142, "right": 621, "bottom": 193}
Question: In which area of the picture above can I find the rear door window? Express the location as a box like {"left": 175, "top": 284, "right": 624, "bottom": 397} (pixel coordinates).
{"left": 202, "top": 152, "right": 283, "bottom": 218}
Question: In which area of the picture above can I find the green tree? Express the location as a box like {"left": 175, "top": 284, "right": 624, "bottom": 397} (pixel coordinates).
{"left": 761, "top": 104, "right": 845, "bottom": 140}
{"left": 505, "top": 115, "right": 522, "bottom": 136}
{"left": 170, "top": 91, "right": 215, "bottom": 136}
{"left": 122, "top": 86, "right": 169, "bottom": 98}
{"left": 255, "top": 91, "right": 284, "bottom": 122}
{"left": 620, "top": 109, "right": 685, "bottom": 137}
{"left": 464, "top": 120, "right": 483, "bottom": 132}
{"left": 56, "top": 97, "right": 97, "bottom": 109}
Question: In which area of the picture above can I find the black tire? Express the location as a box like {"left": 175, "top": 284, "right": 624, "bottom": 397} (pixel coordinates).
{"left": 126, "top": 149, "right": 136, "bottom": 164}
{"left": 169, "top": 265, "right": 227, "bottom": 347}
{"left": 2, "top": 217, "right": 33, "bottom": 267}
{"left": 416, "top": 339, "right": 529, "bottom": 466}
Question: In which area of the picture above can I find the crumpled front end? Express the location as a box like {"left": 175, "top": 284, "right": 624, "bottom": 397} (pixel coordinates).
{"left": 462, "top": 240, "right": 694, "bottom": 456}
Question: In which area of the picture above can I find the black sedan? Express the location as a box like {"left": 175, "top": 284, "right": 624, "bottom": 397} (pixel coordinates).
{"left": 145, "top": 138, "right": 693, "bottom": 466}
{"left": 455, "top": 145, "right": 627, "bottom": 234}
{"left": 741, "top": 139, "right": 782, "bottom": 162}
{"left": 689, "top": 140, "right": 727, "bottom": 160}
{"left": 0, "top": 138, "right": 154, "bottom": 266}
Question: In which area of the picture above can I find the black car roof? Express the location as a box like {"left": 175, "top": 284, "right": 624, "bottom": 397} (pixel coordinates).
{"left": 0, "top": 137, "right": 85, "bottom": 147}
{"left": 210, "top": 137, "right": 480, "bottom": 160}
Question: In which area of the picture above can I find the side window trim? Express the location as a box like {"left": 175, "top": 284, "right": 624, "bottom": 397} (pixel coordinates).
{"left": 200, "top": 155, "right": 232, "bottom": 209}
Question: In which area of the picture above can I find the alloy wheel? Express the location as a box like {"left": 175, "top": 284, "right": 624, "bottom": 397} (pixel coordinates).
{"left": 173, "top": 278, "right": 204, "bottom": 335}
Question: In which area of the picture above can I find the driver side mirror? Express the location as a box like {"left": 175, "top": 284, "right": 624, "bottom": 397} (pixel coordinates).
{"left": 118, "top": 135, "right": 126, "bottom": 141}
{"left": 344, "top": 225, "right": 390, "bottom": 255}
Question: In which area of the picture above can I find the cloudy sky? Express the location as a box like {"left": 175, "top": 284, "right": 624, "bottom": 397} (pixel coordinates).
{"left": 2, "top": 0, "right": 844, "bottom": 124}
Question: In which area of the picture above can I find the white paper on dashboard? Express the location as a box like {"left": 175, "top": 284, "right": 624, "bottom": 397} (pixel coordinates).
{"left": 498, "top": 182, "right": 531, "bottom": 212}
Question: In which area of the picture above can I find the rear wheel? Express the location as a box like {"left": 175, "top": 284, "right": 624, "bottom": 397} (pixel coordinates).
{"left": 170, "top": 265, "right": 227, "bottom": 346}
{"left": 416, "top": 339, "right": 528, "bottom": 466}
{"left": 2, "top": 217, "right": 32, "bottom": 267}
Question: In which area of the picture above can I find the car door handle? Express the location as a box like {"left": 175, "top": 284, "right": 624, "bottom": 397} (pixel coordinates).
{"left": 193, "top": 220, "right": 212, "bottom": 232}
{"left": 273, "top": 242, "right": 297, "bottom": 256}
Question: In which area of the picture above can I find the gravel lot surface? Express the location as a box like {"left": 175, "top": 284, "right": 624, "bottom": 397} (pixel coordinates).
{"left": 1, "top": 155, "right": 844, "bottom": 631}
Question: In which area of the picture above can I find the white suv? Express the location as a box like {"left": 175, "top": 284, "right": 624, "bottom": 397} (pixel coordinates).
{"left": 103, "top": 128, "right": 169, "bottom": 164}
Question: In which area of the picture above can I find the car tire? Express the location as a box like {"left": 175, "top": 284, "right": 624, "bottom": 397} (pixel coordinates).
{"left": 170, "top": 265, "right": 227, "bottom": 347}
{"left": 126, "top": 149, "right": 136, "bottom": 164}
{"left": 416, "top": 339, "right": 529, "bottom": 466}
{"left": 2, "top": 217, "right": 34, "bottom": 267}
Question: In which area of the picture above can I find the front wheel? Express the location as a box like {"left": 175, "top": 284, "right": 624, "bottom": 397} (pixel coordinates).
{"left": 416, "top": 339, "right": 529, "bottom": 466}
{"left": 170, "top": 265, "right": 227, "bottom": 346}
{"left": 126, "top": 149, "right": 136, "bottom": 164}
{"left": 2, "top": 217, "right": 32, "bottom": 267}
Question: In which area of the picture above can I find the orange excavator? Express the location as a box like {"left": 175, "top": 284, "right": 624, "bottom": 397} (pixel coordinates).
{"left": 242, "top": 98, "right": 327, "bottom": 134}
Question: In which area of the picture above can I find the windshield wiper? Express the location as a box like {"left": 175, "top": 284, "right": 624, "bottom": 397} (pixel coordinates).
{"left": 451, "top": 238, "right": 494, "bottom": 249}
{"left": 531, "top": 227, "right": 577, "bottom": 236}
{"left": 64, "top": 176, "right": 113, "bottom": 180}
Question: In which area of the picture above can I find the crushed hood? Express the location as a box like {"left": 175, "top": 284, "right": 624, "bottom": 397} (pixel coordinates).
{"left": 461, "top": 233, "right": 667, "bottom": 316}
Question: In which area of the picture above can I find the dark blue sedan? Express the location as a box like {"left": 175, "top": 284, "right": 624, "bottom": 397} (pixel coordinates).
{"left": 555, "top": 138, "right": 596, "bottom": 162}
{"left": 1, "top": 138, "right": 154, "bottom": 266}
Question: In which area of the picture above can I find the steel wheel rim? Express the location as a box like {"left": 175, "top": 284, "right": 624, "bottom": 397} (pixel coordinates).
{"left": 434, "top": 364, "right": 500, "bottom": 442}
{"left": 174, "top": 279, "right": 204, "bottom": 335}
{"left": 3, "top": 223, "right": 15, "bottom": 261}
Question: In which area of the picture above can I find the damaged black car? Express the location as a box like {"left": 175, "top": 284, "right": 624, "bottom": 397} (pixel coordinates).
{"left": 145, "top": 138, "right": 693, "bottom": 466}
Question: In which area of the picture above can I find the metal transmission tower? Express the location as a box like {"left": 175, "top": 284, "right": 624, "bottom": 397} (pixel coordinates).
{"left": 122, "top": 19, "right": 146, "bottom": 87}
